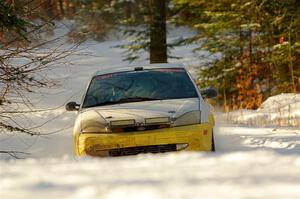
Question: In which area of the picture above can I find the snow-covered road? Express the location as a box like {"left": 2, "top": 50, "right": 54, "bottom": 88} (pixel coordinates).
{"left": 1, "top": 150, "right": 300, "bottom": 199}
{"left": 1, "top": 125, "right": 300, "bottom": 199}
{"left": 215, "top": 125, "right": 300, "bottom": 154}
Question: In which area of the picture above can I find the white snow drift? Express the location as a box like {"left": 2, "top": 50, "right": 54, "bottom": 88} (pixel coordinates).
{"left": 218, "top": 93, "right": 300, "bottom": 127}
{"left": 1, "top": 149, "right": 300, "bottom": 199}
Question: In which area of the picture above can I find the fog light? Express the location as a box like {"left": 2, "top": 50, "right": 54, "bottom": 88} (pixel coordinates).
{"left": 110, "top": 119, "right": 135, "bottom": 127}
{"left": 145, "top": 117, "right": 170, "bottom": 124}
{"left": 176, "top": 143, "right": 189, "bottom": 151}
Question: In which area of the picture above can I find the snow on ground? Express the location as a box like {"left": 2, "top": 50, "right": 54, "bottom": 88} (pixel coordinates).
{"left": 1, "top": 124, "right": 300, "bottom": 199}
{"left": 217, "top": 93, "right": 300, "bottom": 127}
{"left": 215, "top": 124, "right": 300, "bottom": 154}
{"left": 1, "top": 124, "right": 299, "bottom": 199}
{"left": 1, "top": 24, "right": 300, "bottom": 199}
{"left": 1, "top": 150, "right": 300, "bottom": 199}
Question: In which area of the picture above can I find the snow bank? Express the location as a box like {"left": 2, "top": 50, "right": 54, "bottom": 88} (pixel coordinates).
{"left": 1, "top": 150, "right": 300, "bottom": 199}
{"left": 214, "top": 125, "right": 300, "bottom": 154}
{"left": 1, "top": 122, "right": 300, "bottom": 199}
{"left": 217, "top": 93, "right": 300, "bottom": 127}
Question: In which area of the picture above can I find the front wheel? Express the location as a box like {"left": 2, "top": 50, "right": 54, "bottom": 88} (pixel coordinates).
{"left": 211, "top": 131, "right": 215, "bottom": 152}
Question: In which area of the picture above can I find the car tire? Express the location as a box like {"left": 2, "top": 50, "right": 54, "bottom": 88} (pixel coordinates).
{"left": 211, "top": 130, "right": 215, "bottom": 152}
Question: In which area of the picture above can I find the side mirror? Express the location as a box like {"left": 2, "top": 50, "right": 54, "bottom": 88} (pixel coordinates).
{"left": 200, "top": 88, "right": 218, "bottom": 99}
{"left": 65, "top": 102, "right": 80, "bottom": 111}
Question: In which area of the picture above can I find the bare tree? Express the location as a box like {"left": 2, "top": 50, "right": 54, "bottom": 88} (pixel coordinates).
{"left": 0, "top": 0, "right": 79, "bottom": 158}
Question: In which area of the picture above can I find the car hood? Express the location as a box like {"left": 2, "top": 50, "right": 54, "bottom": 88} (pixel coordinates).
{"left": 79, "top": 98, "right": 199, "bottom": 129}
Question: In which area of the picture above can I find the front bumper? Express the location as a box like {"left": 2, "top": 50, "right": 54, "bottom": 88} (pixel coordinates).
{"left": 74, "top": 123, "right": 213, "bottom": 157}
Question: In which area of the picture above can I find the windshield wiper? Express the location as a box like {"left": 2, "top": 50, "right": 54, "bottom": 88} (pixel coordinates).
{"left": 88, "top": 97, "right": 162, "bottom": 108}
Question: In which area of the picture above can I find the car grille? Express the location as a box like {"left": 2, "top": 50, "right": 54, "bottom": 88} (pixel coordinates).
{"left": 111, "top": 124, "right": 170, "bottom": 133}
{"left": 109, "top": 144, "right": 177, "bottom": 156}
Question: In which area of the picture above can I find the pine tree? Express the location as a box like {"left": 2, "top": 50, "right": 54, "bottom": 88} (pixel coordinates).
{"left": 172, "top": 0, "right": 300, "bottom": 110}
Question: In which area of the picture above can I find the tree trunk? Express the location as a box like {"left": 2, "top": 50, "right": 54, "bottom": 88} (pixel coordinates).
{"left": 287, "top": 28, "right": 296, "bottom": 92}
{"left": 239, "top": 28, "right": 243, "bottom": 56}
{"left": 149, "top": 0, "right": 167, "bottom": 63}
{"left": 44, "top": 0, "right": 54, "bottom": 18}
{"left": 59, "top": 0, "right": 64, "bottom": 16}
{"left": 249, "top": 28, "right": 252, "bottom": 63}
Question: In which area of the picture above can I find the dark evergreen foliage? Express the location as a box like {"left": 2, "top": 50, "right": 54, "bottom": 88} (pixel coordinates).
{"left": 172, "top": 0, "right": 300, "bottom": 110}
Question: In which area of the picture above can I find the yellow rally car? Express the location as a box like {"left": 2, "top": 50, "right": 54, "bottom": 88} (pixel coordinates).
{"left": 66, "top": 63, "right": 217, "bottom": 157}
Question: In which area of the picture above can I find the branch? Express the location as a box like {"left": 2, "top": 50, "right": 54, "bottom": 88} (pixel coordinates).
{"left": 0, "top": 150, "right": 30, "bottom": 159}
{"left": 0, "top": 121, "right": 39, "bottom": 136}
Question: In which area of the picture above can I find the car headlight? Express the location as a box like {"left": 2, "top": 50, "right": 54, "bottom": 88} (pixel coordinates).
{"left": 80, "top": 111, "right": 111, "bottom": 133}
{"left": 81, "top": 122, "right": 110, "bottom": 133}
{"left": 172, "top": 110, "right": 200, "bottom": 127}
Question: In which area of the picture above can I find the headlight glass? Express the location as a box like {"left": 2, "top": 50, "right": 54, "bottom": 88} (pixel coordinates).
{"left": 80, "top": 110, "right": 110, "bottom": 133}
{"left": 81, "top": 123, "right": 110, "bottom": 133}
{"left": 172, "top": 110, "right": 200, "bottom": 127}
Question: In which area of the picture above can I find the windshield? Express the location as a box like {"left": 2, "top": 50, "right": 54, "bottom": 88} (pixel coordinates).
{"left": 82, "top": 68, "right": 198, "bottom": 108}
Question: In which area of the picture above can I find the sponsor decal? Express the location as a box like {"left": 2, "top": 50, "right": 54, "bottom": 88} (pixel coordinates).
{"left": 95, "top": 74, "right": 113, "bottom": 80}
{"left": 151, "top": 68, "right": 185, "bottom": 72}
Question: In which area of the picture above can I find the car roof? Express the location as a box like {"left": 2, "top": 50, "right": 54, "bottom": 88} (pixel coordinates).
{"left": 93, "top": 63, "right": 186, "bottom": 77}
